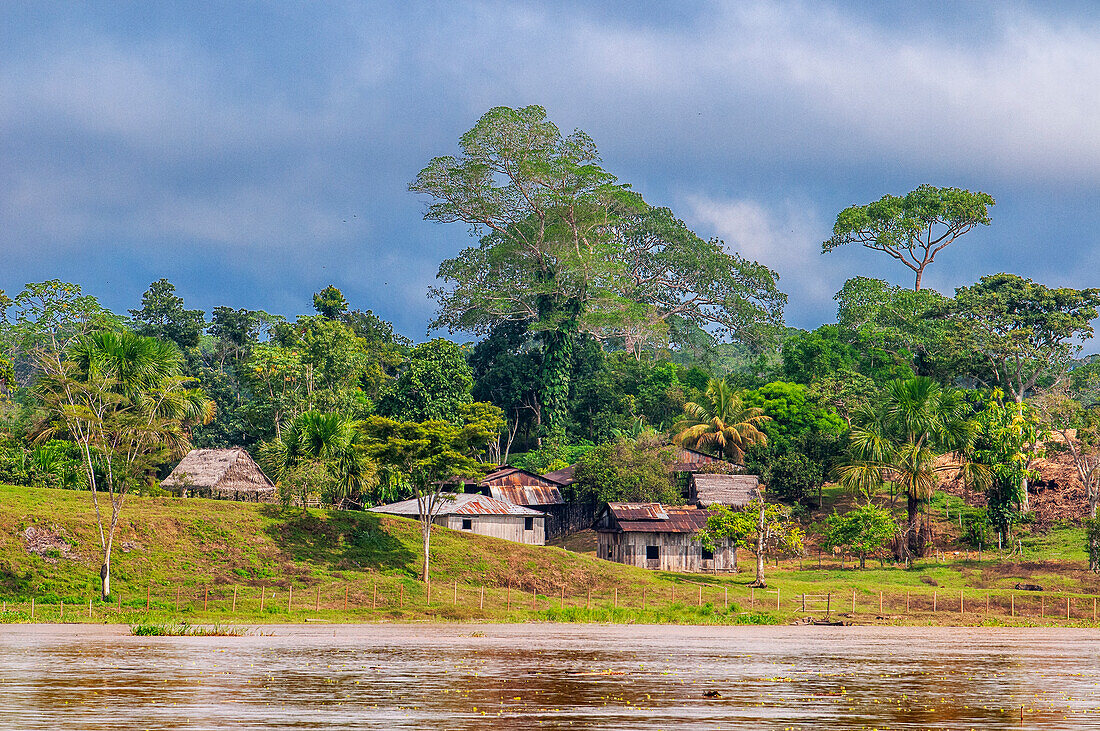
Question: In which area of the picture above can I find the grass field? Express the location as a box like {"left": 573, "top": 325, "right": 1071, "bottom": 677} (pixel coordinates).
{"left": 2, "top": 483, "right": 1098, "bottom": 627}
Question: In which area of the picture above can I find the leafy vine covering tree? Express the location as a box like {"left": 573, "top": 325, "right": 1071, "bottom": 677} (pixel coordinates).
{"left": 411, "top": 105, "right": 784, "bottom": 433}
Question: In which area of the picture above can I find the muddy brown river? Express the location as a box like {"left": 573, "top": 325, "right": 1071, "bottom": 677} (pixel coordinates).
{"left": 1, "top": 624, "right": 1098, "bottom": 729}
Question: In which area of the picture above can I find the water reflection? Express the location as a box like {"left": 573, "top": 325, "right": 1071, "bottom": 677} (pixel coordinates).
{"left": 0, "top": 624, "right": 1098, "bottom": 729}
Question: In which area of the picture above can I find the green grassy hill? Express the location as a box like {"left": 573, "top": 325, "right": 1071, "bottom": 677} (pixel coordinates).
{"left": 2, "top": 483, "right": 1099, "bottom": 627}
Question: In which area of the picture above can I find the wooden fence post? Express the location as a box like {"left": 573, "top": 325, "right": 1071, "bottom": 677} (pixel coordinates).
{"left": 1066, "top": 596, "right": 1070, "bottom": 620}
{"left": 30, "top": 597, "right": 34, "bottom": 620}
{"left": 60, "top": 600, "right": 64, "bottom": 623}
{"left": 776, "top": 587, "right": 780, "bottom": 611}
{"left": 480, "top": 586, "right": 484, "bottom": 610}
{"left": 1011, "top": 593, "right": 1014, "bottom": 617}
{"left": 260, "top": 586, "right": 265, "bottom": 612}
{"left": 288, "top": 585, "right": 293, "bottom": 611}
{"left": 373, "top": 582, "right": 377, "bottom": 610}
{"left": 204, "top": 588, "right": 208, "bottom": 612}
{"left": 959, "top": 589, "right": 963, "bottom": 616}
{"left": 906, "top": 591, "right": 910, "bottom": 613}
{"left": 146, "top": 584, "right": 150, "bottom": 611}
{"left": 1041, "top": 595, "right": 1045, "bottom": 619}
{"left": 88, "top": 598, "right": 92, "bottom": 619}
{"left": 314, "top": 586, "right": 319, "bottom": 612}
{"left": 801, "top": 593, "right": 806, "bottom": 612}
{"left": 232, "top": 586, "right": 238, "bottom": 612}
{"left": 614, "top": 587, "right": 618, "bottom": 609}
{"left": 933, "top": 590, "right": 937, "bottom": 613}
{"left": 724, "top": 587, "right": 728, "bottom": 609}
{"left": 879, "top": 591, "right": 883, "bottom": 615}
{"left": 698, "top": 585, "right": 702, "bottom": 607}
{"left": 851, "top": 589, "right": 856, "bottom": 614}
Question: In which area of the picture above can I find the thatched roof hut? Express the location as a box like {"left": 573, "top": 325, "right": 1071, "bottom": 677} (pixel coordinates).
{"left": 161, "top": 448, "right": 276, "bottom": 503}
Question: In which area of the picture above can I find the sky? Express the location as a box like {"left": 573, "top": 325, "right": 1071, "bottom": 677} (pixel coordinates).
{"left": 4, "top": 1, "right": 1100, "bottom": 341}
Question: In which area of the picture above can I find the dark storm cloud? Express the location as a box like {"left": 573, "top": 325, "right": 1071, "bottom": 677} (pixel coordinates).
{"left": 3, "top": 1, "right": 1100, "bottom": 338}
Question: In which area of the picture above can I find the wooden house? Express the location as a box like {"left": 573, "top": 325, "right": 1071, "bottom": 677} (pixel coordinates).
{"left": 689, "top": 473, "right": 760, "bottom": 509}
{"left": 594, "top": 502, "right": 735, "bottom": 572}
{"left": 160, "top": 448, "right": 276, "bottom": 503}
{"left": 462, "top": 466, "right": 565, "bottom": 510}
{"left": 369, "top": 493, "right": 546, "bottom": 545}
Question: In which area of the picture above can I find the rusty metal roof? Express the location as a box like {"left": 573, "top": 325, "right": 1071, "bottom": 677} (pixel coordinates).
{"left": 601, "top": 503, "right": 711, "bottom": 533}
{"left": 369, "top": 493, "right": 544, "bottom": 517}
{"left": 488, "top": 484, "right": 563, "bottom": 506}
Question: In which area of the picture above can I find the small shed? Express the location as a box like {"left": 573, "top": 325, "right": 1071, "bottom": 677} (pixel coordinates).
{"left": 369, "top": 493, "right": 546, "bottom": 545}
{"left": 594, "top": 502, "right": 735, "bottom": 572}
{"left": 690, "top": 473, "right": 760, "bottom": 509}
{"left": 161, "top": 448, "right": 276, "bottom": 503}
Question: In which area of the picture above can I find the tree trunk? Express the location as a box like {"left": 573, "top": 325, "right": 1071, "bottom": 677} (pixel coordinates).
{"left": 906, "top": 492, "right": 923, "bottom": 558}
{"left": 914, "top": 268, "right": 923, "bottom": 291}
{"left": 859, "top": 552, "right": 866, "bottom": 569}
{"left": 420, "top": 519, "right": 431, "bottom": 583}
{"left": 751, "top": 502, "right": 767, "bottom": 588}
{"left": 100, "top": 558, "right": 111, "bottom": 601}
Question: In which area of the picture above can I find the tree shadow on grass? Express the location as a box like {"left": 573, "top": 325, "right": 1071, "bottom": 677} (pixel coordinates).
{"left": 259, "top": 506, "right": 416, "bottom": 576}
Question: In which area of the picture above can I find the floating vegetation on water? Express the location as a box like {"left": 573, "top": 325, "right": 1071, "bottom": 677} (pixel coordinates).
{"left": 129, "top": 623, "right": 249, "bottom": 637}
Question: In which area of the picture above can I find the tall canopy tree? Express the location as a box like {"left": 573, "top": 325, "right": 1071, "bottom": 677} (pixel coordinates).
{"left": 948, "top": 273, "right": 1100, "bottom": 403}
{"left": 35, "top": 330, "right": 213, "bottom": 599}
{"left": 823, "top": 185, "right": 994, "bottom": 290}
{"left": 129, "top": 279, "right": 206, "bottom": 350}
{"left": 412, "top": 105, "right": 784, "bottom": 430}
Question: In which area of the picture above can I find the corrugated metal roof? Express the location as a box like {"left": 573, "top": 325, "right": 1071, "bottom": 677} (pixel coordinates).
{"left": 602, "top": 503, "right": 711, "bottom": 533}
{"left": 369, "top": 493, "right": 544, "bottom": 517}
{"left": 607, "top": 502, "right": 669, "bottom": 521}
{"left": 488, "top": 484, "right": 563, "bottom": 506}
{"left": 541, "top": 465, "right": 576, "bottom": 486}
{"left": 669, "top": 446, "right": 742, "bottom": 472}
{"left": 692, "top": 473, "right": 760, "bottom": 508}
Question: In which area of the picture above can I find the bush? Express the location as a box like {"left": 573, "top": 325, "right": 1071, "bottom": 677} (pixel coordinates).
{"left": 822, "top": 503, "right": 896, "bottom": 569}
{"left": 573, "top": 436, "right": 681, "bottom": 504}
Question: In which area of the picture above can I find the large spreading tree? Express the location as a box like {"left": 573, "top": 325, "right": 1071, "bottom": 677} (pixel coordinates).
{"left": 948, "top": 273, "right": 1100, "bottom": 403}
{"left": 823, "top": 185, "right": 994, "bottom": 291}
{"left": 411, "top": 105, "right": 784, "bottom": 432}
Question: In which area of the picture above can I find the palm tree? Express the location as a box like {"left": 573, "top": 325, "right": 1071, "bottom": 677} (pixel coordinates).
{"left": 837, "top": 376, "right": 984, "bottom": 558}
{"left": 261, "top": 411, "right": 375, "bottom": 507}
{"left": 36, "top": 329, "right": 214, "bottom": 600}
{"left": 672, "top": 378, "right": 770, "bottom": 462}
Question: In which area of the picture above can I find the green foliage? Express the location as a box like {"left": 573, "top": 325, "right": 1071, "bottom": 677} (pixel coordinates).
{"left": 260, "top": 411, "right": 376, "bottom": 507}
{"left": 740, "top": 381, "right": 845, "bottom": 447}
{"left": 823, "top": 185, "right": 994, "bottom": 290}
{"left": 129, "top": 279, "right": 206, "bottom": 350}
{"left": 673, "top": 379, "right": 769, "bottom": 462}
{"left": 508, "top": 438, "right": 594, "bottom": 476}
{"left": 572, "top": 436, "right": 681, "bottom": 505}
{"left": 822, "top": 503, "right": 896, "bottom": 568}
{"left": 948, "top": 273, "right": 1100, "bottom": 402}
{"left": 414, "top": 105, "right": 784, "bottom": 430}
{"left": 1084, "top": 517, "right": 1100, "bottom": 573}
{"left": 379, "top": 338, "right": 473, "bottom": 423}
{"left": 699, "top": 500, "right": 804, "bottom": 586}
{"left": 971, "top": 396, "right": 1046, "bottom": 532}
{"left": 312, "top": 285, "right": 349, "bottom": 319}
{"left": 837, "top": 377, "right": 979, "bottom": 557}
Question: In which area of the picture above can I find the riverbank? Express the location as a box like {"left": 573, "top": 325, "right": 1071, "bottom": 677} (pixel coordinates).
{"left": 3, "top": 484, "right": 1099, "bottom": 627}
